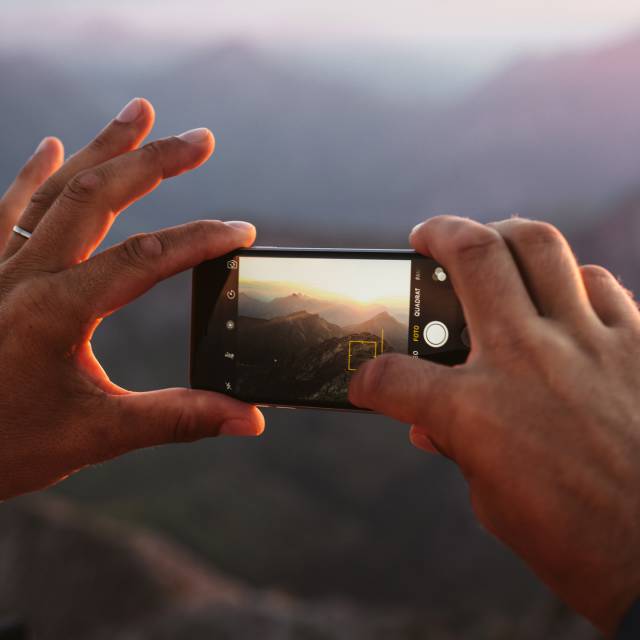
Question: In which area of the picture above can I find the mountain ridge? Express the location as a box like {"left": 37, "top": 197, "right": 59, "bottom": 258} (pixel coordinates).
{"left": 5, "top": 29, "right": 640, "bottom": 241}
{"left": 342, "top": 310, "right": 406, "bottom": 351}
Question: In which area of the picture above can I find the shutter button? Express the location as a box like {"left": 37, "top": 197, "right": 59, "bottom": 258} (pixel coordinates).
{"left": 423, "top": 321, "right": 449, "bottom": 348}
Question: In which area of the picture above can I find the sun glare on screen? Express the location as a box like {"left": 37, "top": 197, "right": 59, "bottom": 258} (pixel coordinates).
{"left": 239, "top": 256, "right": 410, "bottom": 310}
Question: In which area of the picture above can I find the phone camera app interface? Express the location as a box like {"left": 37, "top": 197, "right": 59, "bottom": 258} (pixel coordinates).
{"left": 232, "top": 256, "right": 412, "bottom": 405}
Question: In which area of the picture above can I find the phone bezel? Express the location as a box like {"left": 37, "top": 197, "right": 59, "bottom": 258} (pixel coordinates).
{"left": 190, "top": 246, "right": 469, "bottom": 411}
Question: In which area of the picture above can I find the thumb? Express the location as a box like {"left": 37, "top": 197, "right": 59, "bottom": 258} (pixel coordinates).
{"left": 106, "top": 388, "right": 264, "bottom": 456}
{"left": 349, "top": 353, "right": 462, "bottom": 456}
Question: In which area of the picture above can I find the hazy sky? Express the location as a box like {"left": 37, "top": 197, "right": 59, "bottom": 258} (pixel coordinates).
{"left": 240, "top": 257, "right": 411, "bottom": 307}
{"left": 4, "top": 0, "right": 640, "bottom": 51}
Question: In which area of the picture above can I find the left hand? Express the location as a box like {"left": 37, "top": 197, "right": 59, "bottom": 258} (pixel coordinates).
{"left": 0, "top": 98, "right": 264, "bottom": 500}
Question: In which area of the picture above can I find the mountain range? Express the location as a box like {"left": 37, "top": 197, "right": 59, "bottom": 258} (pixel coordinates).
{"left": 1, "top": 29, "right": 639, "bottom": 640}
{"left": 343, "top": 311, "right": 406, "bottom": 352}
{"left": 0, "top": 495, "right": 596, "bottom": 640}
{"left": 237, "top": 310, "right": 343, "bottom": 365}
{"left": 234, "top": 308, "right": 405, "bottom": 403}
{"left": 239, "top": 292, "right": 398, "bottom": 326}
{"left": 3, "top": 32, "right": 640, "bottom": 244}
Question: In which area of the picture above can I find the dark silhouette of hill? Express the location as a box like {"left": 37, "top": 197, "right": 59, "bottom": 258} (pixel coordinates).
{"left": 237, "top": 310, "right": 342, "bottom": 365}
{"left": 241, "top": 292, "right": 324, "bottom": 320}
{"left": 0, "top": 496, "right": 596, "bottom": 640}
{"left": 236, "top": 310, "right": 386, "bottom": 402}
{"left": 237, "top": 292, "right": 272, "bottom": 318}
{"left": 0, "top": 495, "right": 245, "bottom": 639}
{"left": 240, "top": 291, "right": 389, "bottom": 326}
{"left": 235, "top": 307, "right": 405, "bottom": 402}
{"left": 316, "top": 301, "right": 390, "bottom": 326}
{"left": 282, "top": 331, "right": 392, "bottom": 403}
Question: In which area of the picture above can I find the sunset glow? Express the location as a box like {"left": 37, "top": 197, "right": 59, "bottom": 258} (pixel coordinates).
{"left": 3, "top": 0, "right": 640, "bottom": 53}
{"left": 239, "top": 256, "right": 410, "bottom": 310}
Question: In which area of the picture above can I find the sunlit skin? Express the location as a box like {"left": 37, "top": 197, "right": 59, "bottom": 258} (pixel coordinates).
{"left": 0, "top": 98, "right": 264, "bottom": 500}
{"left": 349, "top": 215, "right": 640, "bottom": 637}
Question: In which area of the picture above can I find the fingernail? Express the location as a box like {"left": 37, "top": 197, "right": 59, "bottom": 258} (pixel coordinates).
{"left": 177, "top": 128, "right": 211, "bottom": 145}
{"left": 225, "top": 221, "right": 255, "bottom": 233}
{"left": 115, "top": 98, "right": 142, "bottom": 123}
{"left": 219, "top": 419, "right": 262, "bottom": 437}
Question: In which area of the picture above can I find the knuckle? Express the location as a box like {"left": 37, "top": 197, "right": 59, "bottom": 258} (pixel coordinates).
{"left": 28, "top": 176, "right": 63, "bottom": 211}
{"left": 197, "top": 218, "right": 223, "bottom": 231}
{"left": 511, "top": 220, "right": 565, "bottom": 249}
{"left": 140, "top": 140, "right": 168, "bottom": 178}
{"left": 61, "top": 170, "right": 103, "bottom": 207}
{"left": 192, "top": 219, "right": 223, "bottom": 238}
{"left": 120, "top": 232, "right": 164, "bottom": 268}
{"left": 88, "top": 131, "right": 110, "bottom": 154}
{"left": 447, "top": 224, "right": 503, "bottom": 264}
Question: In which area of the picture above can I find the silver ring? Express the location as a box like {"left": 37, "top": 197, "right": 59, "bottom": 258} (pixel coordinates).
{"left": 12, "top": 225, "right": 32, "bottom": 240}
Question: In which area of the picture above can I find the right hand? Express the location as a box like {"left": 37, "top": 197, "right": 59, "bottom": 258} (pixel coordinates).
{"left": 349, "top": 215, "right": 640, "bottom": 637}
{"left": 0, "top": 98, "right": 264, "bottom": 501}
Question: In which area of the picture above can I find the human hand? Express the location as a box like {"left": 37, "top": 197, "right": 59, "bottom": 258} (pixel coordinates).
{"left": 349, "top": 215, "right": 640, "bottom": 636}
{"left": 0, "top": 98, "right": 264, "bottom": 501}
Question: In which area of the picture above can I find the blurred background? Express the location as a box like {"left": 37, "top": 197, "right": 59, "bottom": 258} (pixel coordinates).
{"left": 1, "top": 1, "right": 640, "bottom": 638}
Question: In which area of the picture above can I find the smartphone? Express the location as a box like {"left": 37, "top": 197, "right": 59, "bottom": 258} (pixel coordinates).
{"left": 190, "top": 248, "right": 469, "bottom": 411}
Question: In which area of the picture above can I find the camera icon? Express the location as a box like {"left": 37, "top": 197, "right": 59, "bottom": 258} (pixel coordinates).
{"left": 227, "top": 260, "right": 238, "bottom": 270}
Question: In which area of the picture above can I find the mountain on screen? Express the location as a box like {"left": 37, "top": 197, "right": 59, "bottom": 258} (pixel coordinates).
{"left": 342, "top": 311, "right": 406, "bottom": 352}
{"left": 236, "top": 298, "right": 407, "bottom": 403}
{"left": 238, "top": 311, "right": 342, "bottom": 364}
{"left": 239, "top": 292, "right": 391, "bottom": 325}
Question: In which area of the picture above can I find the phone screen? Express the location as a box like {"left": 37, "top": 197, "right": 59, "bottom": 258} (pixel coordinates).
{"left": 191, "top": 249, "right": 469, "bottom": 410}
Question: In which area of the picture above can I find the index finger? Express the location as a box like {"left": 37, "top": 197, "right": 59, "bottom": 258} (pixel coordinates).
{"left": 3, "top": 98, "right": 155, "bottom": 260}
{"left": 19, "top": 128, "right": 215, "bottom": 271}
{"left": 410, "top": 216, "right": 538, "bottom": 349}
{"left": 63, "top": 219, "right": 255, "bottom": 326}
